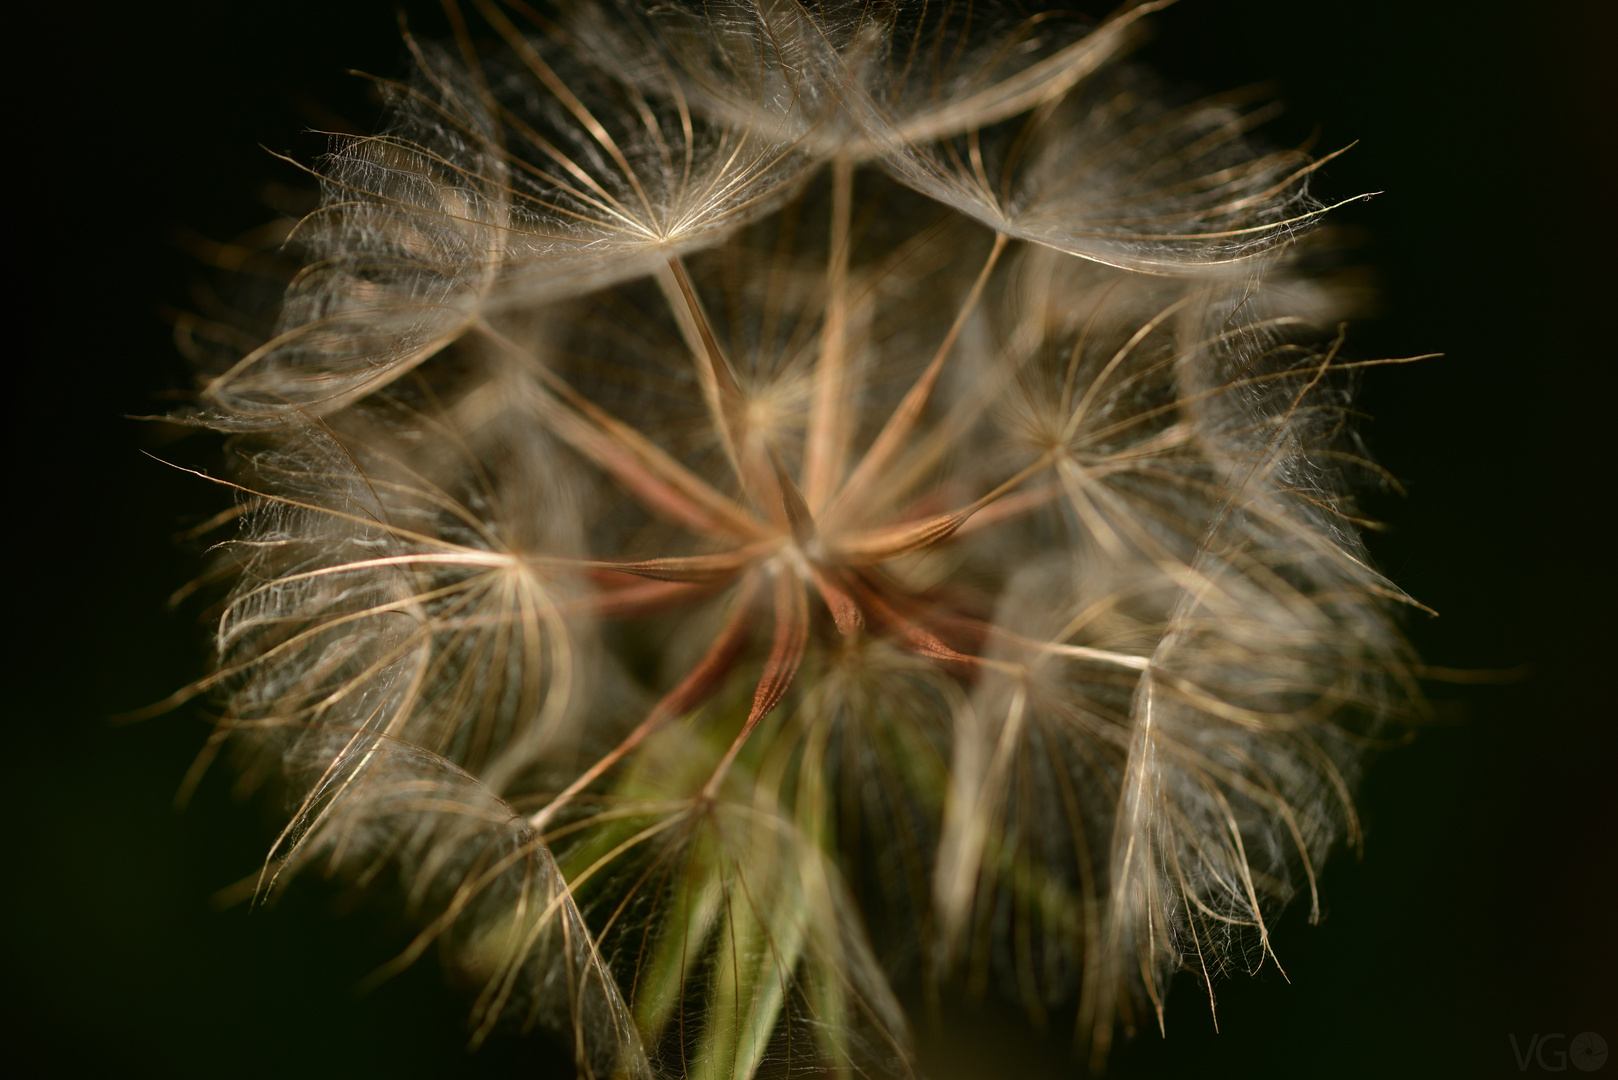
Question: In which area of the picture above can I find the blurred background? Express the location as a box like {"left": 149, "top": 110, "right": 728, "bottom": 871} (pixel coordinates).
{"left": 9, "top": 1, "right": 1613, "bottom": 1076}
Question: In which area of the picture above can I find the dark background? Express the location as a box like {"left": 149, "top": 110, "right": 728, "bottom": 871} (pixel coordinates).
{"left": 8, "top": 1, "right": 1613, "bottom": 1077}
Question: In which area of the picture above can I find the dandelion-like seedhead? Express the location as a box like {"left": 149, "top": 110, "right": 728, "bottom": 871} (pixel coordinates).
{"left": 168, "top": 2, "right": 1423, "bottom": 1075}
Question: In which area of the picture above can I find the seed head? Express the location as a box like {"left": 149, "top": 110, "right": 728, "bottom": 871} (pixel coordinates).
{"left": 170, "top": 2, "right": 1422, "bottom": 1076}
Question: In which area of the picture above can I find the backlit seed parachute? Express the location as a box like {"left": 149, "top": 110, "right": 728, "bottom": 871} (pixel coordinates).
{"left": 173, "top": 2, "right": 1421, "bottom": 1076}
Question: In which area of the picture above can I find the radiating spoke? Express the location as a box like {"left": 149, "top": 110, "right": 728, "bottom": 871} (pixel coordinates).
{"left": 568, "top": 577, "right": 716, "bottom": 620}
{"left": 703, "top": 567, "right": 810, "bottom": 796}
{"left": 826, "top": 233, "right": 1009, "bottom": 528}
{"left": 843, "top": 572, "right": 980, "bottom": 667}
{"left": 475, "top": 320, "right": 766, "bottom": 540}
{"left": 588, "top": 541, "right": 784, "bottom": 584}
{"left": 802, "top": 155, "right": 855, "bottom": 512}
{"left": 834, "top": 455, "right": 1052, "bottom": 563}
{"left": 660, "top": 257, "right": 751, "bottom": 482}
{"left": 529, "top": 572, "right": 764, "bottom": 829}
{"left": 805, "top": 563, "right": 863, "bottom": 637}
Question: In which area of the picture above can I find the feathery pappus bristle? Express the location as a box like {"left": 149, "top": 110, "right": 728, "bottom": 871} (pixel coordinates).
{"left": 165, "top": 2, "right": 1425, "bottom": 1075}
